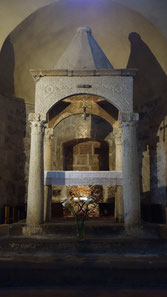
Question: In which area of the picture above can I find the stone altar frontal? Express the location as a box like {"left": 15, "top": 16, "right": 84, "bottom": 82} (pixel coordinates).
{"left": 44, "top": 171, "right": 123, "bottom": 186}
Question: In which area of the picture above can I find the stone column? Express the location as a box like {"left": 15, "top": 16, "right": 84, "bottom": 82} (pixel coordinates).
{"left": 120, "top": 112, "right": 141, "bottom": 230}
{"left": 44, "top": 127, "right": 53, "bottom": 222}
{"left": 23, "top": 113, "right": 46, "bottom": 236}
{"left": 113, "top": 123, "right": 123, "bottom": 222}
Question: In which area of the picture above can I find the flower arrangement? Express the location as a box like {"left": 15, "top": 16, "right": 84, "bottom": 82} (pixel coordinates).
{"left": 61, "top": 196, "right": 93, "bottom": 240}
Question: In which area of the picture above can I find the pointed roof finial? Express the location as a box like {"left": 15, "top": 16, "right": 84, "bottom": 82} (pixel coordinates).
{"left": 77, "top": 26, "right": 92, "bottom": 33}
{"left": 55, "top": 26, "right": 113, "bottom": 70}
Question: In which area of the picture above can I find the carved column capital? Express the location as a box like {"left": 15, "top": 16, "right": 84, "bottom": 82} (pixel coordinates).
{"left": 28, "top": 112, "right": 47, "bottom": 123}
{"left": 120, "top": 112, "right": 139, "bottom": 126}
{"left": 28, "top": 113, "right": 47, "bottom": 135}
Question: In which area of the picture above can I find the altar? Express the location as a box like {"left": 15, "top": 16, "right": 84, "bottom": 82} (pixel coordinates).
{"left": 44, "top": 171, "right": 122, "bottom": 186}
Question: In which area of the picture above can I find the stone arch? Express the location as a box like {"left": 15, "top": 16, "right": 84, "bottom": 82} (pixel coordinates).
{"left": 47, "top": 93, "right": 119, "bottom": 128}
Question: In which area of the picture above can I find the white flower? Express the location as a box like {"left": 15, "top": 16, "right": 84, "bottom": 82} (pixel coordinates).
{"left": 60, "top": 198, "right": 68, "bottom": 201}
{"left": 86, "top": 198, "right": 93, "bottom": 203}
{"left": 60, "top": 197, "right": 70, "bottom": 207}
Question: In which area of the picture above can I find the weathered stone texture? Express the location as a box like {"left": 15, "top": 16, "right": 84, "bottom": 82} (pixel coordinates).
{"left": 136, "top": 96, "right": 167, "bottom": 222}
{"left": 52, "top": 114, "right": 113, "bottom": 170}
{"left": 0, "top": 94, "right": 34, "bottom": 208}
{"left": 35, "top": 75, "right": 133, "bottom": 114}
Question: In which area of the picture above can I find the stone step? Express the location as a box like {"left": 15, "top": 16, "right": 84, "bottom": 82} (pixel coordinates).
{"left": 1, "top": 220, "right": 167, "bottom": 288}
{"left": 0, "top": 254, "right": 167, "bottom": 288}
{"left": 4, "top": 219, "right": 167, "bottom": 238}
{"left": 0, "top": 236, "right": 167, "bottom": 256}
{"left": 42, "top": 221, "right": 125, "bottom": 236}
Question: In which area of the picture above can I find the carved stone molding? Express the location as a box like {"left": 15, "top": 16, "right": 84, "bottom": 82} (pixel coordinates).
{"left": 35, "top": 76, "right": 133, "bottom": 114}
{"left": 28, "top": 112, "right": 47, "bottom": 123}
{"left": 28, "top": 113, "right": 47, "bottom": 135}
{"left": 120, "top": 112, "right": 139, "bottom": 125}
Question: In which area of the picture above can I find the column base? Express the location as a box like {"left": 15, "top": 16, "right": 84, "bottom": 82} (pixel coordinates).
{"left": 22, "top": 225, "right": 43, "bottom": 236}
{"left": 115, "top": 217, "right": 124, "bottom": 223}
{"left": 125, "top": 224, "right": 144, "bottom": 237}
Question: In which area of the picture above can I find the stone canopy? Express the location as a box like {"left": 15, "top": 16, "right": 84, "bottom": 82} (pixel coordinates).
{"left": 24, "top": 26, "right": 141, "bottom": 235}
{"left": 30, "top": 26, "right": 136, "bottom": 115}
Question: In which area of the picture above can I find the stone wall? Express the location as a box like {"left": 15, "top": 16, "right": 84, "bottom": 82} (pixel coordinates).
{"left": 126, "top": 30, "right": 167, "bottom": 223}
{"left": 137, "top": 141, "right": 167, "bottom": 222}
{"left": 136, "top": 98, "right": 167, "bottom": 222}
{"left": 24, "top": 103, "right": 35, "bottom": 202}
{"left": 52, "top": 115, "right": 115, "bottom": 170}
{"left": 64, "top": 140, "right": 109, "bottom": 171}
{"left": 138, "top": 112, "right": 167, "bottom": 204}
{"left": 0, "top": 94, "right": 34, "bottom": 214}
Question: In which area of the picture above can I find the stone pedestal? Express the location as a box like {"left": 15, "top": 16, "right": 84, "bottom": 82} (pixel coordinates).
{"left": 25, "top": 113, "right": 46, "bottom": 228}
{"left": 120, "top": 112, "right": 141, "bottom": 229}
{"left": 44, "top": 128, "right": 53, "bottom": 222}
{"left": 113, "top": 123, "right": 123, "bottom": 222}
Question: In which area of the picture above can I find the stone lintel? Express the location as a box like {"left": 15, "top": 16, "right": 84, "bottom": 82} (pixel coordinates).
{"left": 44, "top": 171, "right": 123, "bottom": 186}
{"left": 30, "top": 68, "right": 137, "bottom": 80}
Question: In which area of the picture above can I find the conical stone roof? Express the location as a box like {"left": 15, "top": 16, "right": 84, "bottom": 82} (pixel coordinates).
{"left": 55, "top": 26, "right": 113, "bottom": 70}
